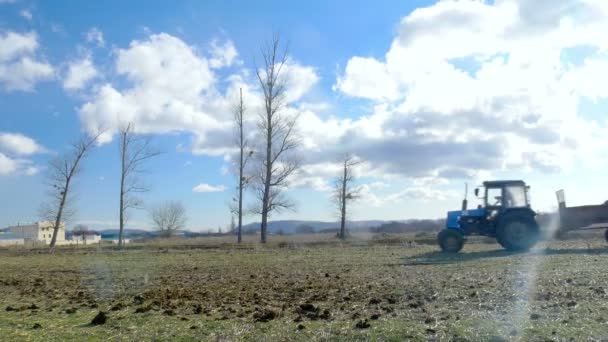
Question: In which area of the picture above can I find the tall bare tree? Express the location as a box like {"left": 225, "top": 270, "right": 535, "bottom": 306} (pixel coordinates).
{"left": 42, "top": 134, "right": 99, "bottom": 251}
{"left": 149, "top": 201, "right": 187, "bottom": 237}
{"left": 254, "top": 34, "right": 300, "bottom": 243}
{"left": 231, "top": 88, "right": 253, "bottom": 243}
{"left": 333, "top": 155, "right": 363, "bottom": 240}
{"left": 118, "top": 123, "right": 160, "bottom": 247}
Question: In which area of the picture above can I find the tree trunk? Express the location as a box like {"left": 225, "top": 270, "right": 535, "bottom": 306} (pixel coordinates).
{"left": 260, "top": 100, "right": 272, "bottom": 244}
{"left": 340, "top": 164, "right": 347, "bottom": 240}
{"left": 119, "top": 177, "right": 125, "bottom": 247}
{"left": 238, "top": 91, "right": 244, "bottom": 244}
{"left": 49, "top": 182, "right": 69, "bottom": 251}
{"left": 119, "top": 131, "right": 127, "bottom": 248}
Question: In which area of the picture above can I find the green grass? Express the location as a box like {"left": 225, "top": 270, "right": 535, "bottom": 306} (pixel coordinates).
{"left": 1, "top": 235, "right": 608, "bottom": 341}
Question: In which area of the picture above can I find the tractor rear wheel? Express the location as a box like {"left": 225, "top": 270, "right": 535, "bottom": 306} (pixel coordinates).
{"left": 604, "top": 228, "right": 608, "bottom": 243}
{"left": 438, "top": 229, "right": 464, "bottom": 253}
{"left": 497, "top": 213, "right": 539, "bottom": 251}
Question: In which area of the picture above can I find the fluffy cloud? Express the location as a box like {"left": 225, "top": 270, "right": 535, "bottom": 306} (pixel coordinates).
{"left": 0, "top": 132, "right": 44, "bottom": 176}
{"left": 0, "top": 31, "right": 53, "bottom": 91}
{"left": 332, "top": 0, "right": 608, "bottom": 182}
{"left": 19, "top": 9, "right": 32, "bottom": 20}
{"left": 63, "top": 56, "right": 98, "bottom": 90}
{"left": 0, "top": 132, "right": 45, "bottom": 155}
{"left": 0, "top": 153, "right": 18, "bottom": 175}
{"left": 193, "top": 183, "right": 226, "bottom": 193}
{"left": 79, "top": 33, "right": 225, "bottom": 145}
{"left": 86, "top": 27, "right": 104, "bottom": 47}
{"left": 209, "top": 39, "right": 238, "bottom": 69}
{"left": 78, "top": 33, "right": 319, "bottom": 158}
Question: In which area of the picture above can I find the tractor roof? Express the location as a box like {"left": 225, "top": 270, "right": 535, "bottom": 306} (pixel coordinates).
{"left": 483, "top": 180, "right": 526, "bottom": 187}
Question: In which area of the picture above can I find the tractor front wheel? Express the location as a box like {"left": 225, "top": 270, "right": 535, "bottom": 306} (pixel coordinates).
{"left": 497, "top": 214, "right": 539, "bottom": 251}
{"left": 438, "top": 229, "right": 464, "bottom": 253}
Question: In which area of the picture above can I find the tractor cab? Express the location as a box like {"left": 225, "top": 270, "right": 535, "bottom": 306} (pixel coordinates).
{"left": 476, "top": 180, "right": 530, "bottom": 212}
{"left": 439, "top": 180, "right": 539, "bottom": 253}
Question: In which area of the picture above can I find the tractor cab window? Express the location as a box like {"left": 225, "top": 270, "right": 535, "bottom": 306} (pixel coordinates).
{"left": 486, "top": 187, "right": 502, "bottom": 207}
{"left": 504, "top": 185, "right": 527, "bottom": 208}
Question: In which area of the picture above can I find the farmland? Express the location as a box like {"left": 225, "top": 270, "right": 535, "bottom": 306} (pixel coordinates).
{"left": 1, "top": 233, "right": 608, "bottom": 341}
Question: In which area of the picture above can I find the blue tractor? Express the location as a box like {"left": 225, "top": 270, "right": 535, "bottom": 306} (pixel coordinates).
{"left": 438, "top": 180, "right": 540, "bottom": 253}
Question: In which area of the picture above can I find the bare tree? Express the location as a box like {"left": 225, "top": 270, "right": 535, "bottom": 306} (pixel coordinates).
{"left": 333, "top": 155, "right": 363, "bottom": 240}
{"left": 231, "top": 88, "right": 253, "bottom": 243}
{"left": 118, "top": 123, "right": 160, "bottom": 247}
{"left": 253, "top": 34, "right": 300, "bottom": 243}
{"left": 149, "top": 201, "right": 187, "bottom": 237}
{"left": 42, "top": 134, "right": 99, "bottom": 251}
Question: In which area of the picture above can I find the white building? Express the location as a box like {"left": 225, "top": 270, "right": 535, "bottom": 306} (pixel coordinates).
{"left": 69, "top": 231, "right": 101, "bottom": 244}
{"left": 7, "top": 221, "right": 65, "bottom": 244}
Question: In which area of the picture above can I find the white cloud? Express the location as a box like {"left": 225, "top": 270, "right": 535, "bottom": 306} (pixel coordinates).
{"left": 86, "top": 27, "right": 104, "bottom": 47}
{"left": 283, "top": 61, "right": 319, "bottom": 103}
{"left": 78, "top": 32, "right": 318, "bottom": 159}
{"left": 24, "top": 166, "right": 39, "bottom": 176}
{"left": 0, "top": 31, "right": 38, "bottom": 62}
{"left": 0, "top": 153, "right": 38, "bottom": 176}
{"left": 0, "top": 132, "right": 45, "bottom": 155}
{"left": 19, "top": 9, "right": 31, "bottom": 20}
{"left": 209, "top": 39, "right": 239, "bottom": 69}
{"left": 79, "top": 33, "right": 226, "bottom": 145}
{"left": 193, "top": 183, "right": 226, "bottom": 193}
{"left": 0, "top": 132, "right": 44, "bottom": 176}
{"left": 0, "top": 153, "right": 18, "bottom": 175}
{"left": 63, "top": 56, "right": 98, "bottom": 90}
{"left": 329, "top": 0, "right": 608, "bottom": 181}
{"left": 0, "top": 31, "right": 53, "bottom": 91}
{"left": 335, "top": 57, "right": 399, "bottom": 101}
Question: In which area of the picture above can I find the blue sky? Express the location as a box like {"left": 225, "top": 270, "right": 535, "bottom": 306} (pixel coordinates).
{"left": 2, "top": 0, "right": 608, "bottom": 231}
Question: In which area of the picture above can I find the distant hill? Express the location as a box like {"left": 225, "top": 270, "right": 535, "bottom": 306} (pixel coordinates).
{"left": 99, "top": 228, "right": 152, "bottom": 239}
{"left": 94, "top": 219, "right": 445, "bottom": 238}
{"left": 242, "top": 220, "right": 402, "bottom": 235}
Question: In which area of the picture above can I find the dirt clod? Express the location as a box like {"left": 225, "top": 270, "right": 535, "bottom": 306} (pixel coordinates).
{"left": 32, "top": 323, "right": 42, "bottom": 329}
{"left": 110, "top": 303, "right": 124, "bottom": 311}
{"left": 355, "top": 319, "right": 370, "bottom": 329}
{"left": 253, "top": 308, "right": 277, "bottom": 322}
{"left": 297, "top": 323, "right": 305, "bottom": 330}
{"left": 65, "top": 307, "right": 77, "bottom": 314}
{"left": 369, "top": 298, "right": 381, "bottom": 305}
{"left": 91, "top": 311, "right": 107, "bottom": 325}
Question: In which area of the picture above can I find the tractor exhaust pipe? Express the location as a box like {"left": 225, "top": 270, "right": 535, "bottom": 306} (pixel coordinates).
{"left": 462, "top": 182, "right": 468, "bottom": 211}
